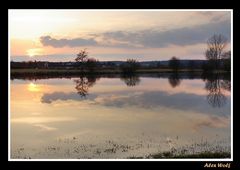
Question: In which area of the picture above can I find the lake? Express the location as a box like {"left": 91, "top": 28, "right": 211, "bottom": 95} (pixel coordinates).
{"left": 10, "top": 73, "right": 231, "bottom": 159}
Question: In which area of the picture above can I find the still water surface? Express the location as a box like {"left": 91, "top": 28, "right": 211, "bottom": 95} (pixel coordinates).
{"left": 10, "top": 73, "right": 231, "bottom": 159}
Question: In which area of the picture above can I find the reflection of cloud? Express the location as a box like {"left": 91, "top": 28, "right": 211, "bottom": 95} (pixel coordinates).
{"left": 194, "top": 116, "right": 230, "bottom": 130}
{"left": 34, "top": 124, "right": 57, "bottom": 131}
{"left": 41, "top": 92, "right": 97, "bottom": 103}
{"left": 41, "top": 90, "right": 230, "bottom": 116}
{"left": 12, "top": 116, "right": 76, "bottom": 124}
{"left": 31, "top": 112, "right": 41, "bottom": 116}
{"left": 95, "top": 91, "right": 230, "bottom": 116}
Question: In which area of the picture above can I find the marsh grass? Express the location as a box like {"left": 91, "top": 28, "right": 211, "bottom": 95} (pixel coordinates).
{"left": 11, "top": 137, "right": 230, "bottom": 159}
{"left": 147, "top": 150, "right": 230, "bottom": 159}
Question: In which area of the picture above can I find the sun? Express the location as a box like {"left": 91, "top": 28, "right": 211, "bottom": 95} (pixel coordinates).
{"left": 26, "top": 48, "right": 43, "bottom": 57}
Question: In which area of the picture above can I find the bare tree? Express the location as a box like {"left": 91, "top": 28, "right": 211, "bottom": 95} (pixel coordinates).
{"left": 75, "top": 49, "right": 88, "bottom": 70}
{"left": 120, "top": 59, "right": 140, "bottom": 73}
{"left": 205, "top": 34, "right": 228, "bottom": 70}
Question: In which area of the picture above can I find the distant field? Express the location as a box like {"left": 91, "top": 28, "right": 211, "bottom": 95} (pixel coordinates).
{"left": 11, "top": 68, "right": 205, "bottom": 75}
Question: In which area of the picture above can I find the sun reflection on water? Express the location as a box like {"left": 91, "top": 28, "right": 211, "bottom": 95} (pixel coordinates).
{"left": 28, "top": 82, "right": 41, "bottom": 92}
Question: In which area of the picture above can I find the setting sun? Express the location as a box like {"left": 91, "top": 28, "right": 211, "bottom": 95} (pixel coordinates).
{"left": 26, "top": 48, "right": 43, "bottom": 57}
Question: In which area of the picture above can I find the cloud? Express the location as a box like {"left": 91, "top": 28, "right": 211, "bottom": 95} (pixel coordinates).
{"left": 39, "top": 18, "right": 230, "bottom": 49}
{"left": 100, "top": 19, "right": 231, "bottom": 48}
{"left": 40, "top": 35, "right": 97, "bottom": 48}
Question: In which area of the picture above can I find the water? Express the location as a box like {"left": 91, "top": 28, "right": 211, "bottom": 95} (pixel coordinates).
{"left": 10, "top": 73, "right": 231, "bottom": 159}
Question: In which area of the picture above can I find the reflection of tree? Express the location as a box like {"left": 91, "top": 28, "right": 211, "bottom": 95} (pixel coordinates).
{"left": 74, "top": 75, "right": 98, "bottom": 97}
{"left": 120, "top": 73, "right": 141, "bottom": 87}
{"left": 168, "top": 73, "right": 181, "bottom": 88}
{"left": 221, "top": 79, "right": 231, "bottom": 92}
{"left": 202, "top": 73, "right": 231, "bottom": 108}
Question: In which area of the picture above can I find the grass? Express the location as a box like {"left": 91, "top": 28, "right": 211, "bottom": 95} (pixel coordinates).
{"left": 11, "top": 68, "right": 205, "bottom": 75}
{"left": 147, "top": 151, "right": 231, "bottom": 159}
{"left": 12, "top": 137, "right": 231, "bottom": 159}
{"left": 10, "top": 68, "right": 230, "bottom": 76}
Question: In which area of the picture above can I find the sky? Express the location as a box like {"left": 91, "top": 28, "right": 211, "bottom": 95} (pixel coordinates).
{"left": 9, "top": 10, "right": 231, "bottom": 62}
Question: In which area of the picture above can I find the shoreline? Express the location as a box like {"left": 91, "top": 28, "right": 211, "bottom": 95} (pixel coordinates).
{"left": 10, "top": 68, "right": 229, "bottom": 75}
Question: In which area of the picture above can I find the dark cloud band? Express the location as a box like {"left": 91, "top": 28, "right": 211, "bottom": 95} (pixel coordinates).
{"left": 40, "top": 36, "right": 97, "bottom": 48}
{"left": 40, "top": 19, "right": 230, "bottom": 48}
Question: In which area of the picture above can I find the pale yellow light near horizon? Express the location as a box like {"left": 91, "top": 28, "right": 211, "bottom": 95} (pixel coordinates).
{"left": 28, "top": 82, "right": 41, "bottom": 92}
{"left": 9, "top": 10, "right": 79, "bottom": 39}
{"left": 26, "top": 48, "right": 43, "bottom": 57}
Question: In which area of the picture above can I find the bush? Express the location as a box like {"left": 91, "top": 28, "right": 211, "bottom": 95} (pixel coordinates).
{"left": 120, "top": 59, "right": 140, "bottom": 73}
{"left": 85, "top": 58, "right": 99, "bottom": 71}
{"left": 169, "top": 56, "right": 180, "bottom": 71}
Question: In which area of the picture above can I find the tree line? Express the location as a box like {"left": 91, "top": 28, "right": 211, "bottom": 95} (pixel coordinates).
{"left": 73, "top": 34, "right": 231, "bottom": 73}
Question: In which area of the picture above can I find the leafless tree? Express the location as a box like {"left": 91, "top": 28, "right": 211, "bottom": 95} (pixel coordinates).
{"left": 205, "top": 34, "right": 228, "bottom": 69}
{"left": 120, "top": 59, "right": 140, "bottom": 73}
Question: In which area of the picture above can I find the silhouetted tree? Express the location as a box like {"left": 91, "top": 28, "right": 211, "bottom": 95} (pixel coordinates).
{"left": 75, "top": 49, "right": 88, "bottom": 70}
{"left": 205, "top": 34, "right": 228, "bottom": 70}
{"left": 222, "top": 51, "right": 231, "bottom": 72}
{"left": 169, "top": 56, "right": 180, "bottom": 72}
{"left": 120, "top": 59, "right": 140, "bottom": 73}
{"left": 188, "top": 60, "right": 196, "bottom": 71}
{"left": 86, "top": 58, "right": 99, "bottom": 72}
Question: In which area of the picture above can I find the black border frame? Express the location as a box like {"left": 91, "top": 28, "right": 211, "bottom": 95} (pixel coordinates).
{"left": 2, "top": 3, "right": 239, "bottom": 169}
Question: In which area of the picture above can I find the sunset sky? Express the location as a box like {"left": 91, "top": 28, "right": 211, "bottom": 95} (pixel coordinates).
{"left": 9, "top": 10, "right": 231, "bottom": 62}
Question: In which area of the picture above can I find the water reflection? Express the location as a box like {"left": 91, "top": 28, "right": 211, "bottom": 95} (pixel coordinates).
{"left": 11, "top": 73, "right": 231, "bottom": 158}
{"left": 17, "top": 73, "right": 230, "bottom": 108}
{"left": 74, "top": 75, "right": 99, "bottom": 98}
{"left": 120, "top": 73, "right": 141, "bottom": 87}
{"left": 168, "top": 73, "right": 181, "bottom": 88}
{"left": 28, "top": 82, "right": 41, "bottom": 92}
{"left": 202, "top": 73, "right": 231, "bottom": 108}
